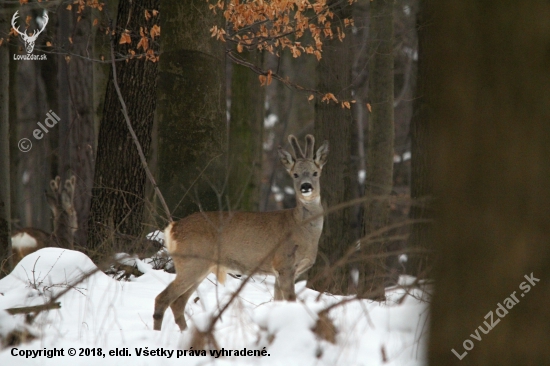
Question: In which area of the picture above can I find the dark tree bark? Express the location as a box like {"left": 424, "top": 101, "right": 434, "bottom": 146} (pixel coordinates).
{"left": 87, "top": 0, "right": 160, "bottom": 259}
{"left": 91, "top": 1, "right": 119, "bottom": 133}
{"left": 0, "top": 6, "right": 11, "bottom": 276}
{"left": 156, "top": 0, "right": 226, "bottom": 220}
{"left": 54, "top": 5, "right": 95, "bottom": 249}
{"left": 14, "top": 30, "right": 51, "bottom": 233}
{"left": 406, "top": 1, "right": 433, "bottom": 278}
{"left": 426, "top": 1, "right": 550, "bottom": 364}
{"left": 307, "top": 2, "right": 354, "bottom": 295}
{"left": 261, "top": 49, "right": 316, "bottom": 212}
{"left": 65, "top": 7, "right": 95, "bottom": 249}
{"left": 228, "top": 50, "right": 264, "bottom": 211}
{"left": 358, "top": 0, "right": 394, "bottom": 300}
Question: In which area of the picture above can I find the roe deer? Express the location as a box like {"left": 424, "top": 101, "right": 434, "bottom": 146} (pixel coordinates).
{"left": 153, "top": 134, "right": 329, "bottom": 331}
{"left": 11, "top": 176, "right": 77, "bottom": 266}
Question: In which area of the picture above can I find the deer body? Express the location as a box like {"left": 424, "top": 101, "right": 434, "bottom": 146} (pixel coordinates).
{"left": 153, "top": 135, "right": 329, "bottom": 331}
{"left": 11, "top": 176, "right": 77, "bottom": 266}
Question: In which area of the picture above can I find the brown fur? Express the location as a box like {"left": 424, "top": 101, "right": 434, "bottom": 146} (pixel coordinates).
{"left": 153, "top": 135, "right": 329, "bottom": 331}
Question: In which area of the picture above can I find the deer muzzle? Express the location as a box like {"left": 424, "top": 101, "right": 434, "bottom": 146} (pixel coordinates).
{"left": 300, "top": 182, "right": 313, "bottom": 196}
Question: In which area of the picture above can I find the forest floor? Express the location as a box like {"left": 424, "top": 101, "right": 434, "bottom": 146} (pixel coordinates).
{"left": 0, "top": 247, "right": 429, "bottom": 365}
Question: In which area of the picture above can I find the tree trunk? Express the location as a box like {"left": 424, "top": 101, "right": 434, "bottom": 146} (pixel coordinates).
{"left": 91, "top": 1, "right": 119, "bottom": 139}
{"left": 359, "top": 0, "right": 394, "bottom": 300}
{"left": 156, "top": 0, "right": 226, "bottom": 220}
{"left": 406, "top": 2, "right": 433, "bottom": 278}
{"left": 14, "top": 38, "right": 50, "bottom": 233}
{"left": 65, "top": 7, "right": 95, "bottom": 249}
{"left": 426, "top": 1, "right": 550, "bottom": 364}
{"left": 87, "top": 0, "right": 160, "bottom": 260}
{"left": 228, "top": 50, "right": 264, "bottom": 211}
{"left": 307, "top": 2, "right": 354, "bottom": 295}
{"left": 0, "top": 6, "right": 11, "bottom": 276}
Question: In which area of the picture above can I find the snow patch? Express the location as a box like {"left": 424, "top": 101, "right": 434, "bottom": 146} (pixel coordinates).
{"left": 0, "top": 247, "right": 430, "bottom": 366}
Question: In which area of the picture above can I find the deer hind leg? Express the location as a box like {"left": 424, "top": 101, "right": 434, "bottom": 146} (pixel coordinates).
{"left": 169, "top": 283, "right": 200, "bottom": 331}
{"left": 153, "top": 260, "right": 211, "bottom": 331}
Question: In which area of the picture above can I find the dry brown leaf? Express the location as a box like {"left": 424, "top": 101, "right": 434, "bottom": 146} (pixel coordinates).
{"left": 145, "top": 10, "right": 151, "bottom": 21}
{"left": 66, "top": 4, "right": 72, "bottom": 10}
{"left": 68, "top": 37, "right": 73, "bottom": 44}
{"left": 258, "top": 75, "right": 267, "bottom": 86}
{"left": 137, "top": 36, "right": 149, "bottom": 51}
{"left": 366, "top": 103, "right": 372, "bottom": 112}
{"left": 93, "top": 19, "right": 98, "bottom": 26}
{"left": 308, "top": 94, "right": 314, "bottom": 101}
{"left": 152, "top": 10, "right": 159, "bottom": 17}
{"left": 150, "top": 24, "right": 160, "bottom": 39}
{"left": 119, "top": 30, "right": 131, "bottom": 45}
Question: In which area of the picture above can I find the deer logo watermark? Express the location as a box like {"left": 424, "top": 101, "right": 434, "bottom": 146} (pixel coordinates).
{"left": 11, "top": 10, "right": 48, "bottom": 54}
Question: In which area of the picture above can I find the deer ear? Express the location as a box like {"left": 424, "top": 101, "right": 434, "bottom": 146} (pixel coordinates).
{"left": 278, "top": 146, "right": 295, "bottom": 171}
{"left": 314, "top": 140, "right": 329, "bottom": 169}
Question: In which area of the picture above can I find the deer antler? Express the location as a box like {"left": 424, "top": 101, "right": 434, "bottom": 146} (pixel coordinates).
{"left": 11, "top": 11, "right": 23, "bottom": 37}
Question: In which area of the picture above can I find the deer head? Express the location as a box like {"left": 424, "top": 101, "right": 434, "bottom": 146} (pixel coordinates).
{"left": 278, "top": 134, "right": 329, "bottom": 204}
{"left": 11, "top": 10, "right": 48, "bottom": 54}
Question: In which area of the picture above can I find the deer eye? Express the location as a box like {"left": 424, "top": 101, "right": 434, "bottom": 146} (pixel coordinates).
{"left": 293, "top": 173, "right": 299, "bottom": 178}
{"left": 313, "top": 171, "right": 318, "bottom": 177}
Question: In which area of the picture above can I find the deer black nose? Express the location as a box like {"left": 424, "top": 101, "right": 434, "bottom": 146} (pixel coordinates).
{"left": 300, "top": 183, "right": 313, "bottom": 193}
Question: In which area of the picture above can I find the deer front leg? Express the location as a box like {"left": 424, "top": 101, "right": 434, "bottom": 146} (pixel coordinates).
{"left": 273, "top": 244, "right": 298, "bottom": 301}
{"left": 276, "top": 268, "right": 297, "bottom": 301}
{"left": 274, "top": 278, "right": 283, "bottom": 301}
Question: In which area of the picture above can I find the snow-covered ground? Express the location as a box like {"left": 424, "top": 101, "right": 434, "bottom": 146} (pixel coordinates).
{"left": 0, "top": 248, "right": 429, "bottom": 365}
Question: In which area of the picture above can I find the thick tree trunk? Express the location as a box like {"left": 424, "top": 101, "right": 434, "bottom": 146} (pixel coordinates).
{"left": 57, "top": 6, "right": 72, "bottom": 196}
{"left": 0, "top": 7, "right": 11, "bottom": 276}
{"left": 87, "top": 0, "right": 160, "bottom": 260}
{"left": 307, "top": 2, "right": 354, "bottom": 295}
{"left": 228, "top": 50, "right": 264, "bottom": 211}
{"left": 14, "top": 42, "right": 50, "bottom": 233}
{"left": 359, "top": 0, "right": 394, "bottom": 300}
{"left": 156, "top": 0, "right": 226, "bottom": 220}
{"left": 406, "top": 2, "right": 433, "bottom": 278}
{"left": 426, "top": 1, "right": 550, "bottom": 364}
{"left": 91, "top": 1, "right": 119, "bottom": 139}
{"left": 66, "top": 7, "right": 95, "bottom": 249}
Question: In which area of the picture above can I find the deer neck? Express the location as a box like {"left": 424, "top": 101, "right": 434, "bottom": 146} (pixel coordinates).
{"left": 293, "top": 196, "right": 324, "bottom": 231}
